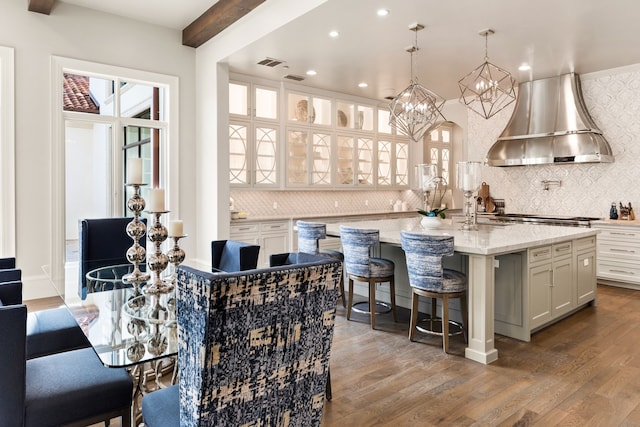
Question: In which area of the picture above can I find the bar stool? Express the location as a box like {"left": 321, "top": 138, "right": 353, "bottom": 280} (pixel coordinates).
{"left": 296, "top": 221, "right": 346, "bottom": 307}
{"left": 339, "top": 225, "right": 396, "bottom": 329}
{"left": 400, "top": 231, "right": 467, "bottom": 353}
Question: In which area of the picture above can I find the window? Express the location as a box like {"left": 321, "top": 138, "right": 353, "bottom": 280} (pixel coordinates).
{"left": 0, "top": 46, "right": 14, "bottom": 257}
{"left": 51, "top": 56, "right": 179, "bottom": 297}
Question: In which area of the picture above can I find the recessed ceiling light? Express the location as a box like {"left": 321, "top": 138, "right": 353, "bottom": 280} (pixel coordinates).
{"left": 358, "top": 82, "right": 368, "bottom": 88}
{"left": 329, "top": 30, "right": 339, "bottom": 38}
{"left": 518, "top": 63, "right": 531, "bottom": 71}
{"left": 306, "top": 70, "right": 317, "bottom": 76}
{"left": 377, "top": 9, "right": 389, "bottom": 17}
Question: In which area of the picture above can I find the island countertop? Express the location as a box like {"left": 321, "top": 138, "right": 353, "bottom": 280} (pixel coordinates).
{"left": 325, "top": 217, "right": 598, "bottom": 256}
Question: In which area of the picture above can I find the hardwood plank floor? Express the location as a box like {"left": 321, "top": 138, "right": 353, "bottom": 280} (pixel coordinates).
{"left": 322, "top": 285, "right": 640, "bottom": 426}
{"left": 26, "top": 285, "right": 640, "bottom": 426}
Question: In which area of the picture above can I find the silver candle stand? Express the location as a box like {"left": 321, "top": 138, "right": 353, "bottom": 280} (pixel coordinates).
{"left": 123, "top": 184, "right": 151, "bottom": 294}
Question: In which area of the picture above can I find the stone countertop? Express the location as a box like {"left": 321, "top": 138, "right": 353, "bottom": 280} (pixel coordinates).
{"left": 230, "top": 209, "right": 431, "bottom": 224}
{"left": 592, "top": 219, "right": 640, "bottom": 227}
{"left": 325, "top": 217, "right": 598, "bottom": 256}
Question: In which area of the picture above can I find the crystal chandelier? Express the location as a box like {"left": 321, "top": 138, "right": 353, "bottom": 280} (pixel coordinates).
{"left": 389, "top": 23, "right": 446, "bottom": 143}
{"left": 458, "top": 29, "right": 516, "bottom": 119}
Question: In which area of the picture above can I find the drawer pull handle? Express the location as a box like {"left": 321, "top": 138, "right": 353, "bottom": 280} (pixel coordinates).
{"left": 555, "top": 246, "right": 571, "bottom": 252}
{"left": 610, "top": 248, "right": 636, "bottom": 253}
{"left": 238, "top": 227, "right": 251, "bottom": 231}
{"left": 610, "top": 269, "right": 635, "bottom": 275}
{"left": 534, "top": 250, "right": 550, "bottom": 257}
{"left": 610, "top": 232, "right": 636, "bottom": 236}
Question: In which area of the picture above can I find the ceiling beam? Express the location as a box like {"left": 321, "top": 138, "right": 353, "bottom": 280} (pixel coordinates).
{"left": 28, "top": 0, "right": 56, "bottom": 15}
{"left": 182, "top": 0, "right": 266, "bottom": 48}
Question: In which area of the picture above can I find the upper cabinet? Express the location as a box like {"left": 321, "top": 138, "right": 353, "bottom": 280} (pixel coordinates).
{"left": 229, "top": 81, "right": 279, "bottom": 187}
{"left": 230, "top": 76, "right": 411, "bottom": 190}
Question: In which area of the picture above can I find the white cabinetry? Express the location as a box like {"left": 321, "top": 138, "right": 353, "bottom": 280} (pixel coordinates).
{"left": 230, "top": 220, "right": 290, "bottom": 268}
{"left": 592, "top": 222, "right": 640, "bottom": 289}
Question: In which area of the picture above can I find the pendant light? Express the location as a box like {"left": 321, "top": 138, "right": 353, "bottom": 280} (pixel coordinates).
{"left": 458, "top": 29, "right": 516, "bottom": 119}
{"left": 389, "top": 23, "right": 446, "bottom": 143}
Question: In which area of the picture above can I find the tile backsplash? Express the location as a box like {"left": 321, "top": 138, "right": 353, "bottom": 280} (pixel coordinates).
{"left": 232, "top": 66, "right": 640, "bottom": 220}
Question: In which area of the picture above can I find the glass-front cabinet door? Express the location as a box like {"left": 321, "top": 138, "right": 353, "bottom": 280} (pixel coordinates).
{"left": 357, "top": 137, "right": 374, "bottom": 186}
{"left": 287, "top": 92, "right": 332, "bottom": 126}
{"left": 286, "top": 129, "right": 308, "bottom": 186}
{"left": 336, "top": 135, "right": 355, "bottom": 185}
{"left": 377, "top": 140, "right": 391, "bottom": 186}
{"left": 311, "top": 132, "right": 331, "bottom": 185}
{"left": 230, "top": 81, "right": 279, "bottom": 187}
{"left": 395, "top": 141, "right": 409, "bottom": 186}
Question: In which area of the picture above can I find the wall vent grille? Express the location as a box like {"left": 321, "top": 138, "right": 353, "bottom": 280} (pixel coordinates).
{"left": 284, "top": 74, "right": 305, "bottom": 81}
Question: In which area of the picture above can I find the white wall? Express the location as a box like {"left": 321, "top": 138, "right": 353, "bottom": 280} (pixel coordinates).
{"left": 0, "top": 0, "right": 196, "bottom": 299}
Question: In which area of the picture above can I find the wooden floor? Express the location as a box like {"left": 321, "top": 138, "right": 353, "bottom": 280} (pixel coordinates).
{"left": 27, "top": 285, "right": 640, "bottom": 426}
{"left": 322, "top": 284, "right": 640, "bottom": 427}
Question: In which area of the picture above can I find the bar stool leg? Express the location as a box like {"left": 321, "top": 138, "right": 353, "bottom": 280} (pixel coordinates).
{"left": 389, "top": 276, "right": 397, "bottom": 322}
{"left": 442, "top": 295, "right": 450, "bottom": 353}
{"left": 347, "top": 278, "right": 354, "bottom": 320}
{"left": 369, "top": 279, "right": 376, "bottom": 329}
{"left": 409, "top": 290, "right": 419, "bottom": 341}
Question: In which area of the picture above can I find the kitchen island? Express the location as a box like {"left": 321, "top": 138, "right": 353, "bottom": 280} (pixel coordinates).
{"left": 326, "top": 217, "right": 598, "bottom": 364}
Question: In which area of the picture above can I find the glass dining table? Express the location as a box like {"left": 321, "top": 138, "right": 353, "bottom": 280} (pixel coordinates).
{"left": 64, "top": 264, "right": 178, "bottom": 422}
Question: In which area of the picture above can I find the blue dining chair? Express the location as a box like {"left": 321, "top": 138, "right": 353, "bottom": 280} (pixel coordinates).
{"left": 339, "top": 225, "right": 396, "bottom": 329}
{"left": 296, "top": 220, "right": 346, "bottom": 307}
{"left": 211, "top": 239, "right": 260, "bottom": 272}
{"left": 400, "top": 231, "right": 467, "bottom": 353}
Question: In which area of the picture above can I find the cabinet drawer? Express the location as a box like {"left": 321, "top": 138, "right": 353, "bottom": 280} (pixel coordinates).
{"left": 260, "top": 221, "right": 289, "bottom": 233}
{"left": 597, "top": 260, "right": 640, "bottom": 284}
{"left": 597, "top": 241, "right": 640, "bottom": 262}
{"left": 574, "top": 236, "right": 596, "bottom": 252}
{"left": 230, "top": 223, "right": 259, "bottom": 235}
{"left": 529, "top": 246, "right": 552, "bottom": 263}
{"left": 552, "top": 242, "right": 572, "bottom": 259}
{"left": 597, "top": 227, "right": 640, "bottom": 242}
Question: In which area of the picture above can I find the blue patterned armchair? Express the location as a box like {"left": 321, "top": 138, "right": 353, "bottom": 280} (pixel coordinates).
{"left": 142, "top": 254, "right": 342, "bottom": 427}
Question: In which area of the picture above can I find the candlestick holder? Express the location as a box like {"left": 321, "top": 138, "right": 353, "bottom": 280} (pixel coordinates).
{"left": 146, "top": 211, "right": 172, "bottom": 295}
{"left": 123, "top": 184, "right": 151, "bottom": 295}
{"left": 457, "top": 161, "right": 482, "bottom": 231}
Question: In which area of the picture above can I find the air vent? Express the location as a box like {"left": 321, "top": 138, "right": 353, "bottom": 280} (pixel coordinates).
{"left": 283, "top": 74, "right": 305, "bottom": 82}
{"left": 383, "top": 96, "right": 395, "bottom": 101}
{"left": 257, "top": 57, "right": 284, "bottom": 67}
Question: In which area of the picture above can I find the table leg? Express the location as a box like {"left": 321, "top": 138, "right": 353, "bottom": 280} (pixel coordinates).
{"left": 464, "top": 254, "right": 499, "bottom": 364}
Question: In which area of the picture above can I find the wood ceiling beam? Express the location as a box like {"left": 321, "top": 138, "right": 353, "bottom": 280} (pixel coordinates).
{"left": 182, "top": 0, "right": 266, "bottom": 48}
{"left": 28, "top": 0, "right": 56, "bottom": 15}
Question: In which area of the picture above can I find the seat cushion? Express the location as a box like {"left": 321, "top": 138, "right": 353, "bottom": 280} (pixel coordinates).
{"left": 413, "top": 269, "right": 467, "bottom": 293}
{"left": 142, "top": 384, "right": 179, "bottom": 427}
{"left": 25, "top": 347, "right": 132, "bottom": 427}
{"left": 26, "top": 307, "right": 90, "bottom": 359}
{"left": 369, "top": 257, "right": 394, "bottom": 278}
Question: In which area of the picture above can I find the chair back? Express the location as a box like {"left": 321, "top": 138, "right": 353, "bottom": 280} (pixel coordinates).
{"left": 400, "top": 231, "right": 454, "bottom": 291}
{"left": 175, "top": 255, "right": 341, "bottom": 427}
{"left": 0, "top": 257, "right": 16, "bottom": 270}
{"left": 297, "top": 221, "right": 326, "bottom": 254}
{"left": 210, "top": 240, "right": 260, "bottom": 272}
{"left": 78, "top": 217, "right": 146, "bottom": 298}
{"left": 339, "top": 225, "right": 379, "bottom": 277}
{"left": 0, "top": 304, "right": 27, "bottom": 425}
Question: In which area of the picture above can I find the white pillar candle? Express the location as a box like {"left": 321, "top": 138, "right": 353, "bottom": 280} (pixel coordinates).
{"left": 169, "top": 220, "right": 183, "bottom": 237}
{"left": 463, "top": 173, "right": 472, "bottom": 191}
{"left": 148, "top": 188, "right": 165, "bottom": 212}
{"left": 127, "top": 158, "right": 143, "bottom": 184}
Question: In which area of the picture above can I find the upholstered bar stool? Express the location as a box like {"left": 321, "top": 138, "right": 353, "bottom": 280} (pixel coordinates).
{"left": 339, "top": 225, "right": 396, "bottom": 329}
{"left": 297, "top": 221, "right": 346, "bottom": 307}
{"left": 400, "top": 231, "right": 467, "bottom": 353}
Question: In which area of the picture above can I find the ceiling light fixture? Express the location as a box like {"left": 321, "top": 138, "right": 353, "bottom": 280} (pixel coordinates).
{"left": 458, "top": 29, "right": 516, "bottom": 119}
{"left": 306, "top": 70, "right": 317, "bottom": 76}
{"left": 358, "top": 82, "right": 368, "bottom": 88}
{"left": 518, "top": 63, "right": 531, "bottom": 71}
{"left": 388, "top": 23, "right": 446, "bottom": 143}
{"left": 329, "top": 30, "right": 339, "bottom": 38}
{"left": 377, "top": 9, "right": 389, "bottom": 17}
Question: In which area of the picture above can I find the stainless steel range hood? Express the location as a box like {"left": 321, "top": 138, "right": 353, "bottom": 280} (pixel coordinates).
{"left": 486, "top": 73, "right": 614, "bottom": 166}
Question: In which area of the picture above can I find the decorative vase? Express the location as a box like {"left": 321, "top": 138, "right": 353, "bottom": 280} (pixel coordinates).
{"left": 420, "top": 216, "right": 443, "bottom": 229}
